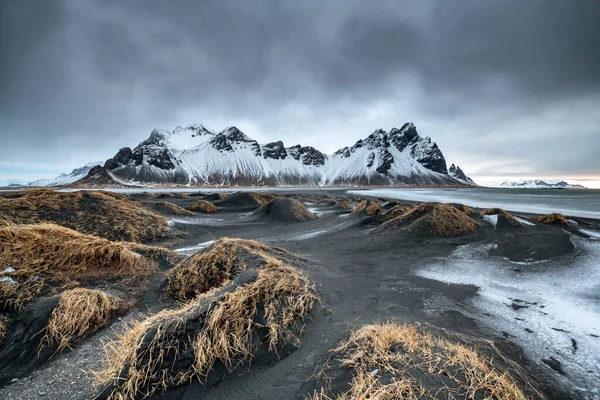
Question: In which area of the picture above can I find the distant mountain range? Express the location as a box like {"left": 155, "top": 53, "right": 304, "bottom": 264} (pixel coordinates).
{"left": 2, "top": 123, "right": 475, "bottom": 187}
{"left": 499, "top": 180, "right": 587, "bottom": 189}
{"left": 0, "top": 162, "right": 102, "bottom": 188}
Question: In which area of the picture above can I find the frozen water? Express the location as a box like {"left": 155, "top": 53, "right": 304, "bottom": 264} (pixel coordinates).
{"left": 348, "top": 188, "right": 600, "bottom": 219}
{"left": 580, "top": 229, "right": 600, "bottom": 240}
{"left": 416, "top": 238, "right": 600, "bottom": 398}
{"left": 515, "top": 216, "right": 536, "bottom": 226}
{"left": 174, "top": 240, "right": 215, "bottom": 256}
{"left": 168, "top": 217, "right": 225, "bottom": 227}
{"left": 482, "top": 214, "right": 498, "bottom": 228}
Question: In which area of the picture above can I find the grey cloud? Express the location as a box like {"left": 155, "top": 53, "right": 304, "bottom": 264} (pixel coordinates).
{"left": 0, "top": 0, "right": 599, "bottom": 180}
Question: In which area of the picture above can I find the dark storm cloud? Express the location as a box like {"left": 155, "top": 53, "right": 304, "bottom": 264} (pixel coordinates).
{"left": 1, "top": 0, "right": 599, "bottom": 180}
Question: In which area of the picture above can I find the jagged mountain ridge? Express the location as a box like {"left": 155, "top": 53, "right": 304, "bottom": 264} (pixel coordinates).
{"left": 103, "top": 122, "right": 462, "bottom": 186}
{"left": 448, "top": 164, "right": 477, "bottom": 186}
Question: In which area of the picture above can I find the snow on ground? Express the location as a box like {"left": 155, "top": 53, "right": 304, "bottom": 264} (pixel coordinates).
{"left": 168, "top": 217, "right": 225, "bottom": 227}
{"left": 515, "top": 216, "right": 536, "bottom": 226}
{"left": 579, "top": 229, "right": 600, "bottom": 239}
{"left": 174, "top": 240, "right": 216, "bottom": 256}
{"left": 307, "top": 207, "right": 335, "bottom": 217}
{"left": 348, "top": 188, "right": 600, "bottom": 219}
{"left": 415, "top": 238, "right": 600, "bottom": 398}
{"left": 482, "top": 214, "right": 498, "bottom": 228}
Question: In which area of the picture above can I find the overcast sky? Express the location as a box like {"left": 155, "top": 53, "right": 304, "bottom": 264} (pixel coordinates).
{"left": 1, "top": 0, "right": 599, "bottom": 186}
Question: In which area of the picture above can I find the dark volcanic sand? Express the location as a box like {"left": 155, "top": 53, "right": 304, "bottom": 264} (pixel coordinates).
{"left": 0, "top": 189, "right": 592, "bottom": 400}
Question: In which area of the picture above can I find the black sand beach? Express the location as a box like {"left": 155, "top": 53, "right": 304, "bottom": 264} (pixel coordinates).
{"left": 1, "top": 189, "right": 598, "bottom": 399}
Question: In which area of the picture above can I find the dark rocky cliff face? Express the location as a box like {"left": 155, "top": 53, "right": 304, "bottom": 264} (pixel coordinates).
{"left": 262, "top": 141, "right": 288, "bottom": 160}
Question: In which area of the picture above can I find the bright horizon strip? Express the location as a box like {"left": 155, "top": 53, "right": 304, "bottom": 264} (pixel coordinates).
{"left": 473, "top": 176, "right": 600, "bottom": 189}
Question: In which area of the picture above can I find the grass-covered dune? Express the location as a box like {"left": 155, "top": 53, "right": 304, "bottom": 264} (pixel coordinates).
{"left": 0, "top": 190, "right": 169, "bottom": 242}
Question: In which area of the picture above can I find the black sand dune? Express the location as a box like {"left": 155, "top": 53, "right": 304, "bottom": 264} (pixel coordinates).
{"left": 212, "top": 192, "right": 276, "bottom": 211}
{"left": 187, "top": 199, "right": 218, "bottom": 213}
{"left": 96, "top": 239, "right": 319, "bottom": 399}
{"left": 202, "top": 192, "right": 230, "bottom": 201}
{"left": 145, "top": 201, "right": 197, "bottom": 216}
{"left": 377, "top": 202, "right": 478, "bottom": 237}
{"left": 0, "top": 189, "right": 583, "bottom": 400}
{"left": 351, "top": 199, "right": 382, "bottom": 216}
{"left": 480, "top": 208, "right": 523, "bottom": 229}
{"left": 249, "top": 198, "right": 317, "bottom": 223}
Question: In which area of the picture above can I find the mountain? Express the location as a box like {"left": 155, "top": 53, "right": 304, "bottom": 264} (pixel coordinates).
{"left": 0, "top": 162, "right": 103, "bottom": 188}
{"left": 499, "top": 180, "right": 587, "bottom": 189}
{"left": 27, "top": 162, "right": 103, "bottom": 187}
{"left": 448, "top": 164, "right": 477, "bottom": 186}
{"left": 102, "top": 122, "right": 463, "bottom": 186}
{"left": 0, "top": 180, "right": 29, "bottom": 188}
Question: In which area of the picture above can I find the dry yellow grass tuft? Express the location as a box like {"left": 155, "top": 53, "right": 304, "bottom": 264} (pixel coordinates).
{"left": 41, "top": 288, "right": 122, "bottom": 351}
{"left": 384, "top": 204, "right": 411, "bottom": 220}
{"left": 352, "top": 200, "right": 382, "bottom": 216}
{"left": 252, "top": 198, "right": 317, "bottom": 222}
{"left": 0, "top": 314, "right": 8, "bottom": 342}
{"left": 379, "top": 202, "right": 477, "bottom": 237}
{"left": 537, "top": 213, "right": 570, "bottom": 226}
{"left": 154, "top": 193, "right": 175, "bottom": 199}
{"left": 165, "top": 238, "right": 282, "bottom": 301}
{"left": 480, "top": 208, "right": 522, "bottom": 227}
{"left": 335, "top": 199, "right": 353, "bottom": 210}
{"left": 0, "top": 189, "right": 169, "bottom": 242}
{"left": 154, "top": 201, "right": 196, "bottom": 216}
{"left": 0, "top": 223, "right": 157, "bottom": 310}
{"left": 311, "top": 322, "right": 532, "bottom": 400}
{"left": 452, "top": 203, "right": 473, "bottom": 215}
{"left": 187, "top": 200, "right": 218, "bottom": 213}
{"left": 248, "top": 192, "right": 278, "bottom": 206}
{"left": 203, "top": 193, "right": 230, "bottom": 201}
{"left": 97, "top": 240, "right": 319, "bottom": 399}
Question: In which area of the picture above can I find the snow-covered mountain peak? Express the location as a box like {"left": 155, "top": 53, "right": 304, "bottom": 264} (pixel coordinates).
{"left": 173, "top": 124, "right": 215, "bottom": 137}
{"left": 220, "top": 126, "right": 254, "bottom": 143}
{"left": 99, "top": 121, "right": 461, "bottom": 186}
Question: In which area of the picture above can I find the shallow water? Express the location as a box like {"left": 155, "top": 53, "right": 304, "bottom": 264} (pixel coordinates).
{"left": 46, "top": 186, "right": 600, "bottom": 219}
{"left": 416, "top": 237, "right": 600, "bottom": 398}
{"left": 348, "top": 188, "right": 600, "bottom": 219}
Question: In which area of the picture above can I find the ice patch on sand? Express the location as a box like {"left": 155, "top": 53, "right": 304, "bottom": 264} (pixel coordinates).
{"left": 168, "top": 217, "right": 225, "bottom": 227}
{"left": 416, "top": 239, "right": 600, "bottom": 398}
{"left": 515, "top": 216, "right": 536, "bottom": 226}
{"left": 308, "top": 207, "right": 334, "bottom": 217}
{"left": 174, "top": 240, "right": 216, "bottom": 256}
{"left": 482, "top": 214, "right": 498, "bottom": 228}
{"left": 579, "top": 229, "right": 600, "bottom": 239}
{"left": 259, "top": 221, "right": 354, "bottom": 244}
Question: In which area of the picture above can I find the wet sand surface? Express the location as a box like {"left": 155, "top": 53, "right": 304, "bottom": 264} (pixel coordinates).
{"left": 1, "top": 189, "right": 598, "bottom": 399}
